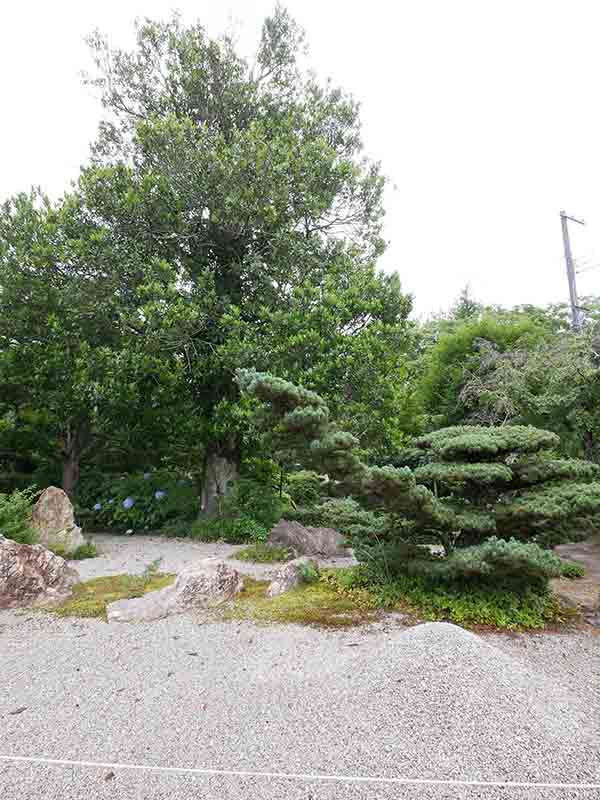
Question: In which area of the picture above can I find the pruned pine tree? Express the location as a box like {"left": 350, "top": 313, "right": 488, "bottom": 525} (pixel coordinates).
{"left": 238, "top": 369, "right": 600, "bottom": 583}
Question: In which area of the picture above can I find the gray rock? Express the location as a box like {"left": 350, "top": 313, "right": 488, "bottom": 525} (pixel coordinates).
{"left": 0, "top": 535, "right": 79, "bottom": 608}
{"left": 32, "top": 486, "right": 85, "bottom": 554}
{"left": 267, "top": 556, "right": 319, "bottom": 597}
{"left": 268, "top": 519, "right": 348, "bottom": 557}
{"left": 107, "top": 558, "right": 244, "bottom": 623}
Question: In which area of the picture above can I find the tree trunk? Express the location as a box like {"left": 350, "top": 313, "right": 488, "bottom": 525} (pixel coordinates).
{"left": 200, "top": 442, "right": 240, "bottom": 517}
{"left": 583, "top": 430, "right": 595, "bottom": 461}
{"left": 61, "top": 427, "right": 81, "bottom": 498}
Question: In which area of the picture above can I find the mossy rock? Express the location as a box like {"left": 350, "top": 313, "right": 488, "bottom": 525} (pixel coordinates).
{"left": 52, "top": 573, "right": 175, "bottom": 620}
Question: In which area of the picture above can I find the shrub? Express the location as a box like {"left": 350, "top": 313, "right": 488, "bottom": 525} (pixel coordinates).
{"left": 219, "top": 477, "right": 284, "bottom": 529}
{"left": 357, "top": 537, "right": 562, "bottom": 589}
{"left": 70, "top": 542, "right": 98, "bottom": 560}
{"left": 286, "top": 470, "right": 323, "bottom": 507}
{"left": 288, "top": 497, "right": 388, "bottom": 542}
{"left": 0, "top": 487, "right": 37, "bottom": 544}
{"left": 324, "top": 567, "right": 563, "bottom": 629}
{"left": 88, "top": 472, "right": 198, "bottom": 532}
{"left": 190, "top": 515, "right": 269, "bottom": 544}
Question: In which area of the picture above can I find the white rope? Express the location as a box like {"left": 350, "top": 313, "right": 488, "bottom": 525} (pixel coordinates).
{"left": 1, "top": 755, "right": 599, "bottom": 791}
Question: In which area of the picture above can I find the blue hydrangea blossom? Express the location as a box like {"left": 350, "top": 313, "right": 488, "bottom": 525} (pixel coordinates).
{"left": 123, "top": 497, "right": 135, "bottom": 510}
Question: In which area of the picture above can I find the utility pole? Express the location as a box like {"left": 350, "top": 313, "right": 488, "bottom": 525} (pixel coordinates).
{"left": 560, "top": 210, "right": 585, "bottom": 329}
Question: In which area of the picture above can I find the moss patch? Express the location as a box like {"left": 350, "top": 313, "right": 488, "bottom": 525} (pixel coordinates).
{"left": 226, "top": 574, "right": 381, "bottom": 628}
{"left": 53, "top": 573, "right": 175, "bottom": 620}
{"left": 233, "top": 543, "right": 293, "bottom": 563}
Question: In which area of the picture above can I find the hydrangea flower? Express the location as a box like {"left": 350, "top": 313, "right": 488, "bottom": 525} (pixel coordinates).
{"left": 108, "top": 499, "right": 114, "bottom": 505}
{"left": 123, "top": 497, "right": 135, "bottom": 510}
{"left": 154, "top": 490, "right": 167, "bottom": 501}
{"left": 143, "top": 473, "right": 151, "bottom": 480}
{"left": 93, "top": 502, "right": 102, "bottom": 511}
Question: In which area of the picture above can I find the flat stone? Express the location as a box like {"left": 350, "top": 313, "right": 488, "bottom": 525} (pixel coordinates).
{"left": 107, "top": 558, "right": 244, "bottom": 623}
{"left": 267, "top": 557, "right": 319, "bottom": 597}
{"left": 0, "top": 535, "right": 79, "bottom": 608}
{"left": 32, "top": 487, "right": 85, "bottom": 554}
{"left": 268, "top": 520, "right": 348, "bottom": 557}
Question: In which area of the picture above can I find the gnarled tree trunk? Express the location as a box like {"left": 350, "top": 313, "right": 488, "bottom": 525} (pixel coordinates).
{"left": 200, "top": 440, "right": 240, "bottom": 517}
{"left": 61, "top": 426, "right": 82, "bottom": 499}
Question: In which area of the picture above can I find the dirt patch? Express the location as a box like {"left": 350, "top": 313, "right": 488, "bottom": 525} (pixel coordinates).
{"left": 551, "top": 535, "right": 600, "bottom": 620}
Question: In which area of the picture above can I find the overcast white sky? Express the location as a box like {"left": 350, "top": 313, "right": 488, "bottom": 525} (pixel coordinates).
{"left": 2, "top": 0, "right": 600, "bottom": 316}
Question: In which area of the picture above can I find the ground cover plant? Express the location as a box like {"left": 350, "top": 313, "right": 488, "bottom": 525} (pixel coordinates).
{"left": 53, "top": 561, "right": 174, "bottom": 620}
{"left": 233, "top": 543, "right": 293, "bottom": 563}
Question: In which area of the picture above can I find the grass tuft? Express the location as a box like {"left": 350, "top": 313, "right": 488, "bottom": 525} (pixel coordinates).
{"left": 52, "top": 572, "right": 174, "bottom": 620}
{"left": 559, "top": 560, "right": 585, "bottom": 579}
{"left": 70, "top": 542, "right": 98, "bottom": 560}
{"left": 233, "top": 543, "right": 293, "bottom": 563}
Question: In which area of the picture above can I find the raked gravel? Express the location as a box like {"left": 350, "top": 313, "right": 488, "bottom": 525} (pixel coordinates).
{"left": 0, "top": 534, "right": 598, "bottom": 799}
{"left": 72, "top": 533, "right": 357, "bottom": 582}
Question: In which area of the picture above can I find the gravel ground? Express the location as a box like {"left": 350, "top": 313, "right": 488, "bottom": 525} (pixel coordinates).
{"left": 0, "top": 536, "right": 599, "bottom": 800}
{"left": 73, "top": 533, "right": 357, "bottom": 582}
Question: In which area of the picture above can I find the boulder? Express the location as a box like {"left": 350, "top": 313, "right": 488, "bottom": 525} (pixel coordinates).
{"left": 267, "top": 556, "right": 319, "bottom": 598}
{"left": 268, "top": 519, "right": 348, "bottom": 557}
{"left": 32, "top": 487, "right": 85, "bottom": 555}
{"left": 107, "top": 558, "right": 244, "bottom": 623}
{"left": 0, "top": 535, "right": 79, "bottom": 608}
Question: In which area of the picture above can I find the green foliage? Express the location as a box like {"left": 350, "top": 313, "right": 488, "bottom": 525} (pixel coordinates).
{"left": 560, "top": 560, "right": 585, "bottom": 579}
{"left": 418, "top": 315, "right": 546, "bottom": 426}
{"left": 287, "top": 497, "right": 387, "bottom": 541}
{"left": 375, "top": 576, "right": 561, "bottom": 629}
{"left": 417, "top": 425, "right": 560, "bottom": 460}
{"left": 234, "top": 543, "right": 292, "bottom": 563}
{"left": 497, "top": 481, "right": 600, "bottom": 529}
{"left": 47, "top": 541, "right": 98, "bottom": 560}
{"left": 413, "top": 462, "right": 513, "bottom": 485}
{"left": 190, "top": 516, "right": 269, "bottom": 544}
{"left": 299, "top": 561, "right": 321, "bottom": 583}
{"left": 325, "top": 567, "right": 564, "bottom": 629}
{"left": 513, "top": 458, "right": 600, "bottom": 485}
{"left": 286, "top": 470, "right": 323, "bottom": 507}
{"left": 89, "top": 472, "right": 197, "bottom": 532}
{"left": 0, "top": 487, "right": 37, "bottom": 544}
{"left": 69, "top": 542, "right": 98, "bottom": 560}
{"left": 219, "top": 477, "right": 284, "bottom": 529}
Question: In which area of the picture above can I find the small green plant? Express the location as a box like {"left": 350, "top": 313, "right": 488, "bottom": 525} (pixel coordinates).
{"left": 142, "top": 557, "right": 163, "bottom": 580}
{"left": 69, "top": 542, "right": 98, "bottom": 560}
{"left": 190, "top": 515, "right": 269, "bottom": 544}
{"left": 299, "top": 561, "right": 321, "bottom": 583}
{"left": 234, "top": 543, "right": 292, "bottom": 563}
{"left": 48, "top": 541, "right": 98, "bottom": 560}
{"left": 559, "top": 560, "right": 585, "bottom": 579}
{"left": 0, "top": 487, "right": 37, "bottom": 544}
{"left": 160, "top": 518, "right": 192, "bottom": 537}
